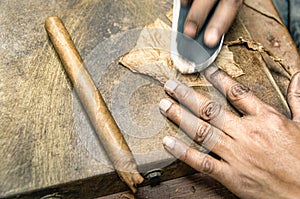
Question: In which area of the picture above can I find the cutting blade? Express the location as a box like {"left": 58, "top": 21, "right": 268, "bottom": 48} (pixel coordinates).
{"left": 171, "top": 0, "right": 224, "bottom": 74}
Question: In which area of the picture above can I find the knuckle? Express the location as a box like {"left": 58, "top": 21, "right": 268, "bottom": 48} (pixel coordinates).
{"left": 194, "top": 123, "right": 213, "bottom": 144}
{"left": 178, "top": 86, "right": 194, "bottom": 101}
{"left": 228, "top": 83, "right": 251, "bottom": 101}
{"left": 181, "top": 147, "right": 192, "bottom": 162}
{"left": 201, "top": 101, "right": 222, "bottom": 120}
{"left": 197, "top": 155, "right": 214, "bottom": 174}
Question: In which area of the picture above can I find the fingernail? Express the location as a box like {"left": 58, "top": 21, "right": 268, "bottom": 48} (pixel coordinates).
{"left": 205, "top": 28, "right": 219, "bottom": 47}
{"left": 163, "top": 136, "right": 176, "bottom": 149}
{"left": 184, "top": 21, "right": 197, "bottom": 38}
{"left": 164, "top": 80, "right": 178, "bottom": 95}
{"left": 159, "top": 99, "right": 172, "bottom": 116}
{"left": 204, "top": 65, "right": 220, "bottom": 80}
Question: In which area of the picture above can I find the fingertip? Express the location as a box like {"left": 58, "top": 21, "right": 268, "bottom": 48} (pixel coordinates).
{"left": 163, "top": 136, "right": 176, "bottom": 150}
{"left": 164, "top": 79, "right": 179, "bottom": 95}
{"left": 293, "top": 71, "right": 300, "bottom": 80}
{"left": 287, "top": 72, "right": 300, "bottom": 121}
{"left": 288, "top": 71, "right": 300, "bottom": 94}
{"left": 204, "top": 65, "right": 220, "bottom": 80}
{"left": 293, "top": 71, "right": 300, "bottom": 84}
{"left": 159, "top": 99, "right": 173, "bottom": 116}
{"left": 184, "top": 21, "right": 198, "bottom": 38}
{"left": 163, "top": 136, "right": 188, "bottom": 159}
{"left": 204, "top": 27, "right": 220, "bottom": 48}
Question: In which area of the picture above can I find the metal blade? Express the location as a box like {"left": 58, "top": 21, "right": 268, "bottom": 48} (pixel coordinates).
{"left": 171, "top": 0, "right": 223, "bottom": 74}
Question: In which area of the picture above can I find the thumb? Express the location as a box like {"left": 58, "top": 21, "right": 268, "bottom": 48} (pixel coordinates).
{"left": 287, "top": 72, "right": 300, "bottom": 122}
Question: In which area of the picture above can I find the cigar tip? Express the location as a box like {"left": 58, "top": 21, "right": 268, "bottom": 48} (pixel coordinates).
{"left": 45, "top": 16, "right": 61, "bottom": 27}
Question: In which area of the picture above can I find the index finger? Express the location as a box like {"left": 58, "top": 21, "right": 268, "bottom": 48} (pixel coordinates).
{"left": 204, "top": 65, "right": 267, "bottom": 116}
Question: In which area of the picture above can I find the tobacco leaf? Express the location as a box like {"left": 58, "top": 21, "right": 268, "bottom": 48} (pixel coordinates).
{"left": 215, "top": 45, "right": 244, "bottom": 78}
{"left": 119, "top": 18, "right": 244, "bottom": 87}
{"left": 243, "top": 0, "right": 283, "bottom": 25}
{"left": 225, "top": 37, "right": 291, "bottom": 77}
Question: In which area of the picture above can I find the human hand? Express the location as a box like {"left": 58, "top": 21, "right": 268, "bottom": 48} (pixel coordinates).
{"left": 181, "top": 0, "right": 243, "bottom": 47}
{"left": 159, "top": 66, "right": 300, "bottom": 198}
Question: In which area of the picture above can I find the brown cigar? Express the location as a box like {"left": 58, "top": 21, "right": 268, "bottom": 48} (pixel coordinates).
{"left": 45, "top": 16, "right": 143, "bottom": 193}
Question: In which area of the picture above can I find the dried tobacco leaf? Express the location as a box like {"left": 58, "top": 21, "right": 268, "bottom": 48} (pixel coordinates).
{"left": 119, "top": 18, "right": 244, "bottom": 87}
{"left": 225, "top": 37, "right": 291, "bottom": 77}
{"left": 243, "top": 0, "right": 283, "bottom": 25}
{"left": 215, "top": 45, "right": 244, "bottom": 78}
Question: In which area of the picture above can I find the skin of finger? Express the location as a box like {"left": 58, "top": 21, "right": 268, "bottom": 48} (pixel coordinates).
{"left": 162, "top": 80, "right": 300, "bottom": 198}
{"left": 163, "top": 120, "right": 300, "bottom": 198}
{"left": 164, "top": 80, "right": 241, "bottom": 137}
{"left": 287, "top": 71, "right": 300, "bottom": 122}
{"left": 224, "top": 119, "right": 300, "bottom": 198}
{"left": 163, "top": 136, "right": 229, "bottom": 181}
{"left": 204, "top": 0, "right": 243, "bottom": 47}
{"left": 180, "top": 0, "right": 192, "bottom": 7}
{"left": 204, "top": 66, "right": 267, "bottom": 116}
{"left": 184, "top": 0, "right": 218, "bottom": 38}
{"left": 161, "top": 99, "right": 234, "bottom": 158}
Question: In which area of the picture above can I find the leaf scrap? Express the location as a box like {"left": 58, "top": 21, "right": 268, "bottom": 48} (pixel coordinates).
{"left": 215, "top": 45, "right": 244, "bottom": 78}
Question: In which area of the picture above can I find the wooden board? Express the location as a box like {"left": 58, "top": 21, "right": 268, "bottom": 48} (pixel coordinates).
{"left": 99, "top": 173, "right": 238, "bottom": 199}
{"left": 0, "top": 0, "right": 299, "bottom": 198}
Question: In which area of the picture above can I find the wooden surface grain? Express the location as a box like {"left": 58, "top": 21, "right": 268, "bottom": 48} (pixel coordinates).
{"left": 0, "top": 1, "right": 172, "bottom": 198}
{"left": 99, "top": 173, "right": 238, "bottom": 199}
{"left": 0, "top": 0, "right": 299, "bottom": 198}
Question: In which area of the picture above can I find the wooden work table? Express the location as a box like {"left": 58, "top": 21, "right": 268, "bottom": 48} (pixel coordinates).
{"left": 0, "top": 0, "right": 299, "bottom": 198}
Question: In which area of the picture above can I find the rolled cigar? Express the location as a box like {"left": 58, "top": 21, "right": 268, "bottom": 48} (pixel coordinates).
{"left": 45, "top": 16, "right": 143, "bottom": 193}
